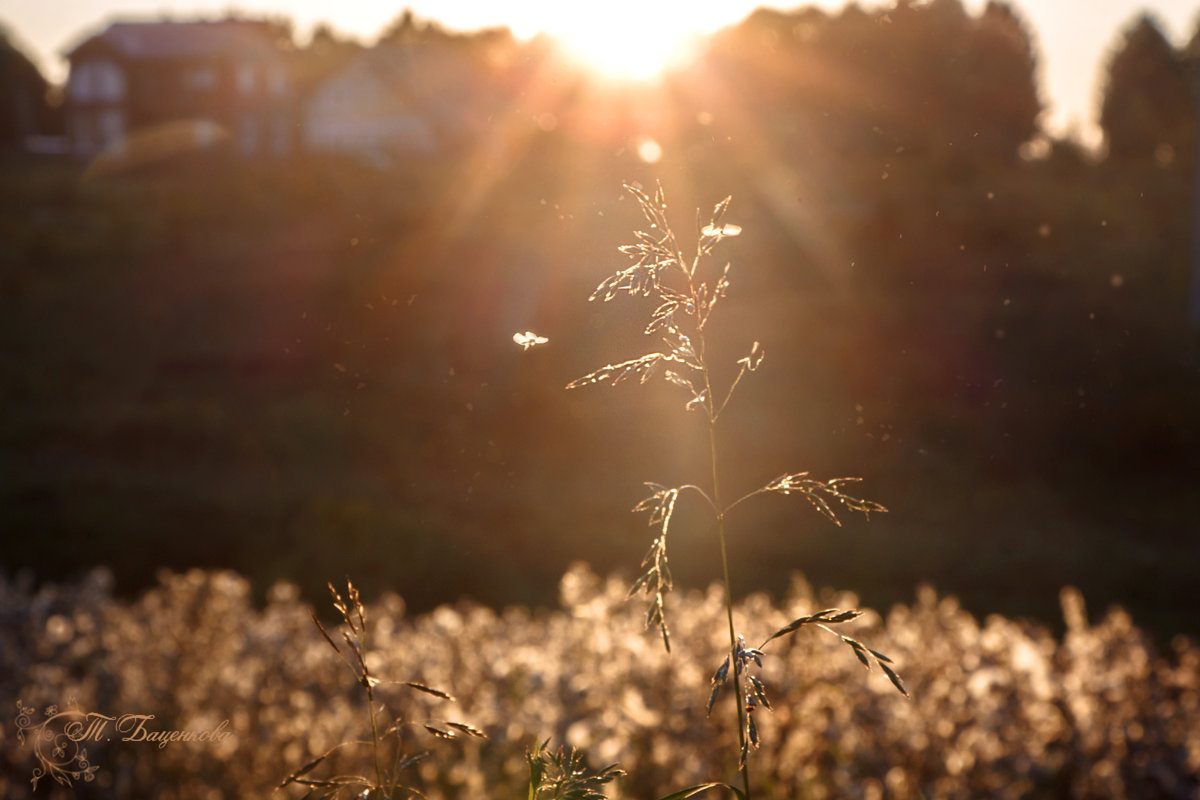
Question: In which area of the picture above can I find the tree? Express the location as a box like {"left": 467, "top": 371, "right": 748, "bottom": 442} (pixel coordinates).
{"left": 880, "top": 0, "right": 1040, "bottom": 163}
{"left": 1100, "top": 15, "right": 1193, "bottom": 165}
{"left": 959, "top": 2, "right": 1041, "bottom": 161}
{"left": 0, "top": 26, "right": 53, "bottom": 148}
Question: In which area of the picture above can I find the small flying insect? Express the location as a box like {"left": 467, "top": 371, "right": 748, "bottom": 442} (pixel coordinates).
{"left": 513, "top": 331, "right": 549, "bottom": 350}
{"left": 701, "top": 223, "right": 742, "bottom": 240}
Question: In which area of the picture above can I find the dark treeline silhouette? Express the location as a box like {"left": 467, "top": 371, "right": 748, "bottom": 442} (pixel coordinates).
{"left": 1, "top": 2, "right": 1198, "bottom": 639}
{"left": 0, "top": 26, "right": 59, "bottom": 146}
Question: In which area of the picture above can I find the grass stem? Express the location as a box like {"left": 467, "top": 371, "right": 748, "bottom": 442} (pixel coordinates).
{"left": 703, "top": 358, "right": 751, "bottom": 799}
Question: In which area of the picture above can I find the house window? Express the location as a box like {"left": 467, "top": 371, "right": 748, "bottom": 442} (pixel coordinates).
{"left": 192, "top": 120, "right": 220, "bottom": 149}
{"left": 98, "top": 109, "right": 125, "bottom": 153}
{"left": 239, "top": 115, "right": 259, "bottom": 154}
{"left": 236, "top": 63, "right": 257, "bottom": 94}
{"left": 188, "top": 67, "right": 216, "bottom": 90}
{"left": 69, "top": 63, "right": 94, "bottom": 101}
{"left": 72, "top": 114, "right": 94, "bottom": 156}
{"left": 270, "top": 116, "right": 290, "bottom": 156}
{"left": 95, "top": 62, "right": 125, "bottom": 101}
{"left": 68, "top": 60, "right": 125, "bottom": 102}
{"left": 268, "top": 65, "right": 288, "bottom": 96}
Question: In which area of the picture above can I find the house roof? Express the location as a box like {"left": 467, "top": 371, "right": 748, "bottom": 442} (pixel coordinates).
{"left": 66, "top": 19, "right": 290, "bottom": 62}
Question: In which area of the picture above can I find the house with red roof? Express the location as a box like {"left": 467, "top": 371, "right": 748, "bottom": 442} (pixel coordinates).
{"left": 63, "top": 18, "right": 296, "bottom": 160}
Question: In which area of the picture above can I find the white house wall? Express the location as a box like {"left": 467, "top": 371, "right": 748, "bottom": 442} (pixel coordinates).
{"left": 67, "top": 58, "right": 126, "bottom": 102}
{"left": 67, "top": 58, "right": 127, "bottom": 157}
{"left": 302, "top": 68, "right": 435, "bottom": 157}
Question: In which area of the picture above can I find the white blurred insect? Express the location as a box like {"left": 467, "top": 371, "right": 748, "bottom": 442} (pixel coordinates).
{"left": 513, "top": 331, "right": 549, "bottom": 350}
{"left": 701, "top": 223, "right": 742, "bottom": 240}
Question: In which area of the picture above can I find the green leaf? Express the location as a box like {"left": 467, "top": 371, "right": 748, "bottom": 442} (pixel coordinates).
{"left": 277, "top": 749, "right": 333, "bottom": 789}
{"left": 655, "top": 782, "right": 747, "bottom": 800}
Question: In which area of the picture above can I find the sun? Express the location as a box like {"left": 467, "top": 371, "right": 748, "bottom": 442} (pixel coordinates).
{"left": 546, "top": 11, "right": 700, "bottom": 82}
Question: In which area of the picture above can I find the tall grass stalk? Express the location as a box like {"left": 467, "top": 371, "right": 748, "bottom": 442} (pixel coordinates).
{"left": 279, "top": 580, "right": 485, "bottom": 799}
{"left": 568, "top": 184, "right": 906, "bottom": 798}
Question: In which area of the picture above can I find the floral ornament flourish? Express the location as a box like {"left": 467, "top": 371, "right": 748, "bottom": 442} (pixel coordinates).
{"left": 15, "top": 699, "right": 100, "bottom": 788}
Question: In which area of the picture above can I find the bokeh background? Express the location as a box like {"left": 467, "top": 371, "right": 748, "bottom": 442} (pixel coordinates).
{"left": 1, "top": 0, "right": 1199, "bottom": 643}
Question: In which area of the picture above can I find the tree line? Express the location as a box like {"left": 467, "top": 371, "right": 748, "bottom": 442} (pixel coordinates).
{"left": 1, "top": 1, "right": 1198, "bottom": 634}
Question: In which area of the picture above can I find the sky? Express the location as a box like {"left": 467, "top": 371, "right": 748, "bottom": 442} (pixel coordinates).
{"left": 1, "top": 0, "right": 1197, "bottom": 147}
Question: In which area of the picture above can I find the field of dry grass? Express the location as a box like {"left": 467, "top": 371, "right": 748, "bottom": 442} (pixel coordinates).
{"left": 2, "top": 566, "right": 1196, "bottom": 799}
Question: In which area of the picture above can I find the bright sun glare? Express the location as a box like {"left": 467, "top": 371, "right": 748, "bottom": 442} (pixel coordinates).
{"left": 547, "top": 12, "right": 698, "bottom": 81}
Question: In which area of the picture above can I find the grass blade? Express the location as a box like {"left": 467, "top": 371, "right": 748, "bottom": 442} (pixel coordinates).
{"left": 656, "top": 782, "right": 747, "bottom": 800}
